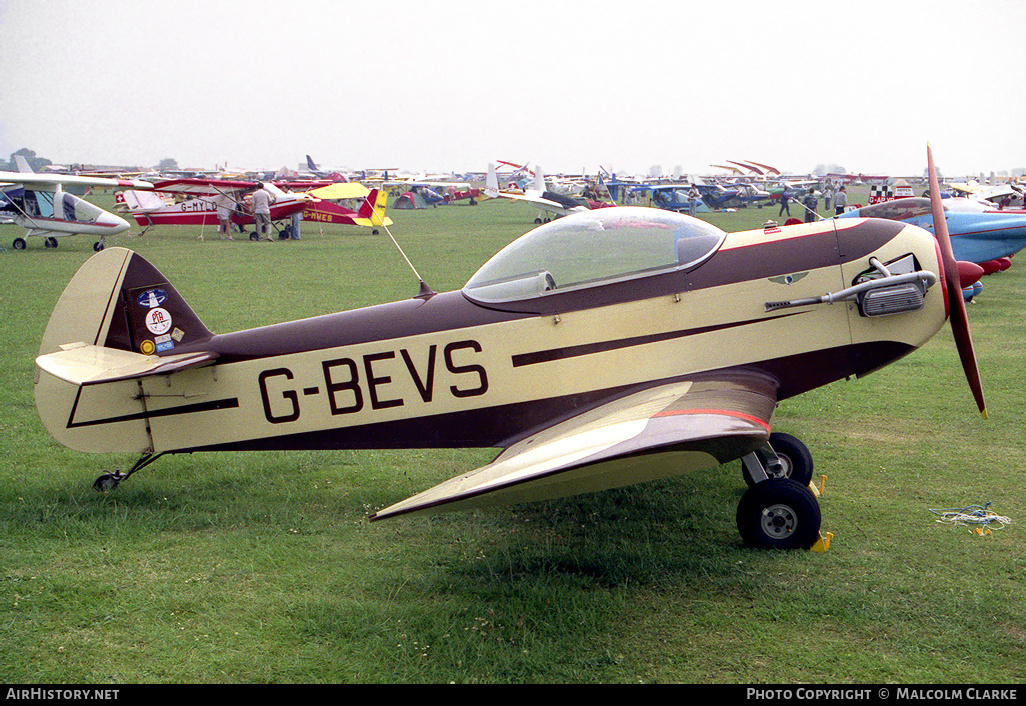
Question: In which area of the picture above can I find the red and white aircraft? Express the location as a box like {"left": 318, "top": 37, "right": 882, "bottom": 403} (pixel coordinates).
{"left": 117, "top": 179, "right": 317, "bottom": 239}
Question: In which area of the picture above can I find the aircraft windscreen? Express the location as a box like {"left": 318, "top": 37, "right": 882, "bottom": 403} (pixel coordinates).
{"left": 60, "top": 193, "right": 104, "bottom": 223}
{"left": 858, "top": 198, "right": 932, "bottom": 221}
{"left": 464, "top": 207, "right": 726, "bottom": 302}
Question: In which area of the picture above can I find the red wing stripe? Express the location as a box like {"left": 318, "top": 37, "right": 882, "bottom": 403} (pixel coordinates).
{"left": 652, "top": 408, "right": 771, "bottom": 433}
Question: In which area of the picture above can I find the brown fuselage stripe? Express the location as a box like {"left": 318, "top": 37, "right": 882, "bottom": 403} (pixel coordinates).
{"left": 510, "top": 312, "right": 803, "bottom": 368}
{"left": 66, "top": 389, "right": 239, "bottom": 429}
{"left": 142, "top": 220, "right": 904, "bottom": 365}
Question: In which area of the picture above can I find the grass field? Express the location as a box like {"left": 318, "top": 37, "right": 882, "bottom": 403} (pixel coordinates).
{"left": 1, "top": 192, "right": 1023, "bottom": 684}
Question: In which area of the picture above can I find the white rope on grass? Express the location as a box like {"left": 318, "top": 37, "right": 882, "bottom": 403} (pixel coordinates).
{"left": 929, "top": 502, "right": 1013, "bottom": 533}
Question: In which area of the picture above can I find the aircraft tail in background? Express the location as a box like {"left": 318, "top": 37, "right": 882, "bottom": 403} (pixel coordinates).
{"left": 356, "top": 188, "right": 390, "bottom": 227}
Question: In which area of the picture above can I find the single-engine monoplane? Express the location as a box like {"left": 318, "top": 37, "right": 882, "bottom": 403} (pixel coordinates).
{"left": 1, "top": 169, "right": 152, "bottom": 251}
{"left": 117, "top": 178, "right": 316, "bottom": 239}
{"left": 484, "top": 164, "right": 613, "bottom": 223}
{"left": 301, "top": 183, "right": 391, "bottom": 234}
{"left": 33, "top": 147, "right": 985, "bottom": 550}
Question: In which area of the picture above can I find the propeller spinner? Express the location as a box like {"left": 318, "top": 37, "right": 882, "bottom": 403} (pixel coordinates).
{"left": 927, "top": 144, "right": 988, "bottom": 418}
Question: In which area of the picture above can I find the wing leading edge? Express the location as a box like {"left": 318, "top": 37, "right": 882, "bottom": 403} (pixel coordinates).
{"left": 370, "top": 369, "right": 778, "bottom": 521}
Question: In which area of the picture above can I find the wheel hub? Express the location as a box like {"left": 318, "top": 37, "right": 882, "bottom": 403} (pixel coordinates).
{"left": 761, "top": 504, "right": 797, "bottom": 538}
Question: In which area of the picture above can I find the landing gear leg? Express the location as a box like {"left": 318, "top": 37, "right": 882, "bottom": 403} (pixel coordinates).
{"left": 741, "top": 432, "right": 813, "bottom": 487}
{"left": 93, "top": 452, "right": 167, "bottom": 492}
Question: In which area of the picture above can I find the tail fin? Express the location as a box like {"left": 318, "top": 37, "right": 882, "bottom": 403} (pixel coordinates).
{"left": 485, "top": 163, "right": 500, "bottom": 198}
{"left": 357, "top": 189, "right": 391, "bottom": 227}
{"left": 533, "top": 166, "right": 547, "bottom": 193}
{"left": 39, "top": 247, "right": 213, "bottom": 359}
{"left": 36, "top": 248, "right": 217, "bottom": 453}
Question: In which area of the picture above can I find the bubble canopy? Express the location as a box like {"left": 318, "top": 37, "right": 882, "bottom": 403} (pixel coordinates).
{"left": 463, "top": 207, "right": 727, "bottom": 303}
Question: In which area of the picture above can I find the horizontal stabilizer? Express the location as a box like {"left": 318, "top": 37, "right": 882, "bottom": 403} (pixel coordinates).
{"left": 36, "top": 343, "right": 218, "bottom": 386}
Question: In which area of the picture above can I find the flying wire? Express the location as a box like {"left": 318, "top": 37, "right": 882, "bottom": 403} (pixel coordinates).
{"left": 364, "top": 192, "right": 434, "bottom": 296}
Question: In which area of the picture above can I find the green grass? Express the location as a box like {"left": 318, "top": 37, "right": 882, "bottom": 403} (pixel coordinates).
{"left": 0, "top": 193, "right": 1023, "bottom": 683}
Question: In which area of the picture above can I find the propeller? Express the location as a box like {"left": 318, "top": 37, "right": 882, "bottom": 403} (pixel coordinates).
{"left": 927, "top": 144, "right": 988, "bottom": 418}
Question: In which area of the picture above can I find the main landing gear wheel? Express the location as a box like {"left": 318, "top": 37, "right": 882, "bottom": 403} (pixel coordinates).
{"left": 742, "top": 432, "right": 814, "bottom": 487}
{"left": 44, "top": 237, "right": 58, "bottom": 248}
{"left": 93, "top": 241, "right": 104, "bottom": 252}
{"left": 737, "top": 478, "right": 821, "bottom": 550}
{"left": 13, "top": 238, "right": 26, "bottom": 250}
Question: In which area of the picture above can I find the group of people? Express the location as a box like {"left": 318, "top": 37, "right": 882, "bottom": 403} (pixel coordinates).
{"left": 777, "top": 183, "right": 849, "bottom": 222}
{"left": 212, "top": 183, "right": 278, "bottom": 241}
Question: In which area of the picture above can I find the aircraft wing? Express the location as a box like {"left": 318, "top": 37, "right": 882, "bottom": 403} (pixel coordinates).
{"left": 307, "top": 183, "right": 371, "bottom": 200}
{"left": 370, "top": 370, "right": 777, "bottom": 521}
{"left": 149, "top": 178, "right": 255, "bottom": 195}
{"left": 0, "top": 170, "right": 152, "bottom": 190}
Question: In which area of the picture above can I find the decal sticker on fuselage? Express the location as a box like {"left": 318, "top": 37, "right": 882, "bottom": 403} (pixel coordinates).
{"left": 769, "top": 272, "right": 809, "bottom": 285}
{"left": 144, "top": 307, "right": 173, "bottom": 335}
{"left": 137, "top": 288, "right": 168, "bottom": 308}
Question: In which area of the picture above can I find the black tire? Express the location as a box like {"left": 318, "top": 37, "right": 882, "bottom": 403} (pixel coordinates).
{"left": 93, "top": 241, "right": 104, "bottom": 252}
{"left": 742, "top": 432, "right": 814, "bottom": 487}
{"left": 767, "top": 432, "right": 814, "bottom": 486}
{"left": 13, "top": 238, "right": 26, "bottom": 250}
{"left": 737, "top": 478, "right": 821, "bottom": 550}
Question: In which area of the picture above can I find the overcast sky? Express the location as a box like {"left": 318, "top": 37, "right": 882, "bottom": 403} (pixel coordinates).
{"left": 1, "top": 0, "right": 1023, "bottom": 179}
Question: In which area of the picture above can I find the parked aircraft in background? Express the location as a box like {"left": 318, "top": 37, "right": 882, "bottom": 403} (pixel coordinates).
{"left": 303, "top": 155, "right": 349, "bottom": 182}
{"left": 485, "top": 163, "right": 590, "bottom": 223}
{"left": 302, "top": 183, "right": 391, "bottom": 233}
{"left": 836, "top": 196, "right": 1026, "bottom": 268}
{"left": 392, "top": 181, "right": 483, "bottom": 207}
{"left": 117, "top": 179, "right": 316, "bottom": 239}
{"left": 0, "top": 167, "right": 152, "bottom": 251}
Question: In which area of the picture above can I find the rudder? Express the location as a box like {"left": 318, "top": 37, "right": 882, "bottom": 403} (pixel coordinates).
{"left": 357, "top": 189, "right": 391, "bottom": 227}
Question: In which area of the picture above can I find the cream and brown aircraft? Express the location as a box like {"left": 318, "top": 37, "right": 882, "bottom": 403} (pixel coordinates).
{"left": 33, "top": 148, "right": 985, "bottom": 550}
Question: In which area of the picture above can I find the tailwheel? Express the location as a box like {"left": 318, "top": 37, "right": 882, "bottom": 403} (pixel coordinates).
{"left": 91, "top": 452, "right": 166, "bottom": 492}
{"left": 93, "top": 471, "right": 126, "bottom": 492}
{"left": 737, "top": 478, "right": 821, "bottom": 550}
